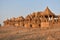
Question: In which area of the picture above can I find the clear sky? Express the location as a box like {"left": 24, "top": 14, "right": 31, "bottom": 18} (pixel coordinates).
{"left": 0, "top": 0, "right": 60, "bottom": 25}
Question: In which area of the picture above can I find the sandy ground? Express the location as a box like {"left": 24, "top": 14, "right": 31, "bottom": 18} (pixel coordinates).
{"left": 0, "top": 26, "right": 60, "bottom": 40}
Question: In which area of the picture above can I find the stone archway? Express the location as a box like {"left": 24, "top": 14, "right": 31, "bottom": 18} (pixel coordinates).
{"left": 30, "top": 24, "right": 32, "bottom": 28}
{"left": 39, "top": 24, "right": 41, "bottom": 28}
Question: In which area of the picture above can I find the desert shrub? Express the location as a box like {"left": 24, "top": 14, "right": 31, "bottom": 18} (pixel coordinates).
{"left": 0, "top": 24, "right": 1, "bottom": 27}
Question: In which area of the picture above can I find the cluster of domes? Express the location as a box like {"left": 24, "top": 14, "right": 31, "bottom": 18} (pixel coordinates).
{"left": 3, "top": 7, "right": 60, "bottom": 28}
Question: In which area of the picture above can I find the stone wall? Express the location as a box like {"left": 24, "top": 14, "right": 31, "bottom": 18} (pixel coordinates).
{"left": 41, "top": 22, "right": 49, "bottom": 28}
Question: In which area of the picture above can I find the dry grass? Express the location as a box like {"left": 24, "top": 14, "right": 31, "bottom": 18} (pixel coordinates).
{"left": 0, "top": 26, "right": 60, "bottom": 40}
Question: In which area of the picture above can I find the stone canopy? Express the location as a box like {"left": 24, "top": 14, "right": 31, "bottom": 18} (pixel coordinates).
{"left": 3, "top": 7, "right": 60, "bottom": 28}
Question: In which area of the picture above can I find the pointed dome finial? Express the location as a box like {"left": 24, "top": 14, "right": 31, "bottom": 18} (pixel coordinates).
{"left": 46, "top": 6, "right": 49, "bottom": 9}
{"left": 45, "top": 6, "right": 50, "bottom": 11}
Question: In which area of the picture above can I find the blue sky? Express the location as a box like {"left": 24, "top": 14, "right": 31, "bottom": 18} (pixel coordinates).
{"left": 0, "top": 0, "right": 60, "bottom": 25}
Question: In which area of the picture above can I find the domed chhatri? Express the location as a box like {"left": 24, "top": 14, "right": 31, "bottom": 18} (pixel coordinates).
{"left": 3, "top": 7, "right": 60, "bottom": 28}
